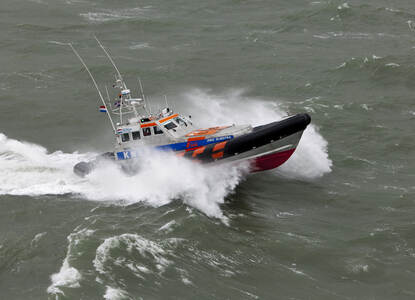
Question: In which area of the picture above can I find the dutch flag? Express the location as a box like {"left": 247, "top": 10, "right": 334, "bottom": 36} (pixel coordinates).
{"left": 99, "top": 105, "right": 107, "bottom": 113}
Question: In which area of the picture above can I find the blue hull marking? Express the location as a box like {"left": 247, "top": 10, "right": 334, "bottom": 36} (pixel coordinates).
{"left": 116, "top": 135, "right": 233, "bottom": 160}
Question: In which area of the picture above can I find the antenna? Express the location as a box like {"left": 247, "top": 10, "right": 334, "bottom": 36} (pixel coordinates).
{"left": 105, "top": 85, "right": 113, "bottom": 111}
{"left": 94, "top": 35, "right": 125, "bottom": 88}
{"left": 95, "top": 36, "right": 145, "bottom": 122}
{"left": 164, "top": 95, "right": 168, "bottom": 108}
{"left": 68, "top": 43, "right": 116, "bottom": 133}
{"left": 147, "top": 95, "right": 152, "bottom": 114}
{"left": 138, "top": 77, "right": 150, "bottom": 114}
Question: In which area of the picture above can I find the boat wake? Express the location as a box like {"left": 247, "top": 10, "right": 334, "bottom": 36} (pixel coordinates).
{"left": 0, "top": 90, "right": 331, "bottom": 219}
{"left": 0, "top": 133, "right": 246, "bottom": 220}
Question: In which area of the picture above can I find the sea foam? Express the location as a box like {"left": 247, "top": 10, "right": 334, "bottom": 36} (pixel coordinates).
{"left": 47, "top": 229, "right": 94, "bottom": 296}
{"left": 0, "top": 132, "right": 247, "bottom": 220}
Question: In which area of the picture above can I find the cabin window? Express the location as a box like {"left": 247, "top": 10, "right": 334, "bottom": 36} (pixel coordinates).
{"left": 121, "top": 133, "right": 130, "bottom": 142}
{"left": 143, "top": 127, "right": 151, "bottom": 136}
{"left": 174, "top": 117, "right": 187, "bottom": 127}
{"left": 153, "top": 126, "right": 163, "bottom": 135}
{"left": 132, "top": 131, "right": 141, "bottom": 140}
{"left": 164, "top": 122, "right": 177, "bottom": 130}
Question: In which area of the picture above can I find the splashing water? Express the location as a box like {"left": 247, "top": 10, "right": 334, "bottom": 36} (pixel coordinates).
{"left": 81, "top": 148, "right": 249, "bottom": 220}
{"left": 0, "top": 89, "right": 331, "bottom": 219}
{"left": 0, "top": 133, "right": 90, "bottom": 196}
{"left": 178, "top": 88, "right": 332, "bottom": 179}
{"left": 0, "top": 133, "right": 247, "bottom": 220}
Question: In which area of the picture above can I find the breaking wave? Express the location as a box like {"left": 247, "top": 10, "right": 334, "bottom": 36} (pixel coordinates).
{"left": 47, "top": 228, "right": 95, "bottom": 296}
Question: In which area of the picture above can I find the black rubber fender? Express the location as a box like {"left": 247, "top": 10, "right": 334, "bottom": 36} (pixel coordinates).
{"left": 73, "top": 161, "right": 93, "bottom": 177}
{"left": 183, "top": 113, "right": 311, "bottom": 162}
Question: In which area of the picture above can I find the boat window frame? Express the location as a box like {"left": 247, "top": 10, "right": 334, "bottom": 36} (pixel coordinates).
{"left": 164, "top": 121, "right": 177, "bottom": 130}
{"left": 132, "top": 130, "right": 141, "bottom": 140}
{"left": 142, "top": 127, "right": 151, "bottom": 137}
{"left": 174, "top": 116, "right": 187, "bottom": 127}
{"left": 121, "top": 133, "right": 130, "bottom": 142}
{"left": 153, "top": 126, "right": 164, "bottom": 135}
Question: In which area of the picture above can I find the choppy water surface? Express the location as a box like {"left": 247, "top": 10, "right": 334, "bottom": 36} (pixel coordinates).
{"left": 0, "top": 0, "right": 414, "bottom": 299}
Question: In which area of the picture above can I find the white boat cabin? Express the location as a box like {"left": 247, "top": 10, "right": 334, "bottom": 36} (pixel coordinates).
{"left": 115, "top": 108, "right": 194, "bottom": 150}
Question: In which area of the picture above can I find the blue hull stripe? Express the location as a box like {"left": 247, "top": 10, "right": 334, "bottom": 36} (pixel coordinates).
{"left": 116, "top": 135, "right": 233, "bottom": 160}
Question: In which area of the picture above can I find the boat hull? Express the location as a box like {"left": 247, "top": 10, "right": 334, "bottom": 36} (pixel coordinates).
{"left": 181, "top": 113, "right": 309, "bottom": 167}
{"left": 206, "top": 129, "right": 303, "bottom": 172}
{"left": 73, "top": 114, "right": 310, "bottom": 176}
{"left": 252, "top": 148, "right": 296, "bottom": 171}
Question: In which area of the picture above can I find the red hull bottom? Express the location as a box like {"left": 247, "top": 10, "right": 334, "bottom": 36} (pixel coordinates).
{"left": 251, "top": 148, "right": 296, "bottom": 172}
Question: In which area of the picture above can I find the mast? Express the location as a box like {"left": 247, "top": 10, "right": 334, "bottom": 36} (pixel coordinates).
{"left": 94, "top": 35, "right": 126, "bottom": 89}
{"left": 105, "top": 85, "right": 113, "bottom": 111}
{"left": 67, "top": 38, "right": 149, "bottom": 132}
{"left": 94, "top": 36, "right": 145, "bottom": 122}
{"left": 138, "top": 77, "right": 150, "bottom": 115}
{"left": 68, "top": 43, "right": 116, "bottom": 133}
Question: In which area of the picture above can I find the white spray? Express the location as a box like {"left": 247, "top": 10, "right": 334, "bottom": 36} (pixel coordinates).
{"left": 178, "top": 88, "right": 332, "bottom": 179}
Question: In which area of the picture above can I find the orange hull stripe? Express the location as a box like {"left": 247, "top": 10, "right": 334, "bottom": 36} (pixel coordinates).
{"left": 185, "top": 126, "right": 230, "bottom": 137}
{"left": 140, "top": 122, "right": 156, "bottom": 128}
{"left": 212, "top": 151, "right": 224, "bottom": 159}
{"left": 159, "top": 113, "right": 178, "bottom": 123}
{"left": 213, "top": 141, "right": 227, "bottom": 152}
{"left": 192, "top": 146, "right": 206, "bottom": 158}
{"left": 187, "top": 137, "right": 205, "bottom": 142}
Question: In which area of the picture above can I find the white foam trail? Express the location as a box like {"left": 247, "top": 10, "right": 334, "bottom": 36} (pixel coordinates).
{"left": 0, "top": 133, "right": 91, "bottom": 196}
{"left": 83, "top": 149, "right": 248, "bottom": 220}
{"left": 0, "top": 133, "right": 247, "bottom": 220}
{"left": 178, "top": 88, "right": 332, "bottom": 179}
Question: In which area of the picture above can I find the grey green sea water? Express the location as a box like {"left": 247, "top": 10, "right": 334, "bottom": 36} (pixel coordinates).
{"left": 0, "top": 0, "right": 414, "bottom": 299}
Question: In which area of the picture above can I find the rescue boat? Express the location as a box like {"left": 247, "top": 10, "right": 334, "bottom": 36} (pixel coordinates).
{"left": 70, "top": 38, "right": 311, "bottom": 177}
